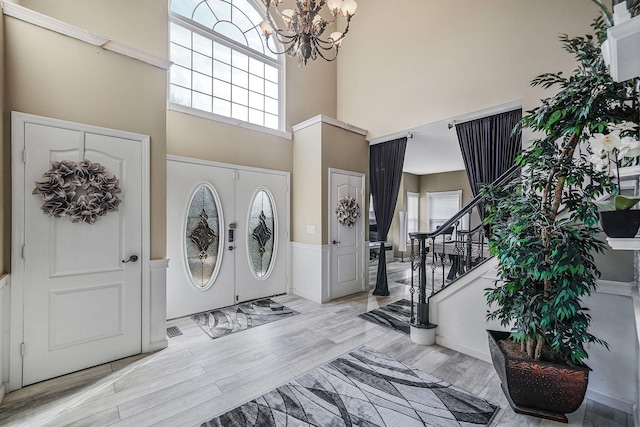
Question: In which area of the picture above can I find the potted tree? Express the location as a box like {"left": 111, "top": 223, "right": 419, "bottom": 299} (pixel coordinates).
{"left": 482, "top": 15, "right": 639, "bottom": 423}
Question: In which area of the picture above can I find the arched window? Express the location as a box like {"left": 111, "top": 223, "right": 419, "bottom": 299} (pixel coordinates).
{"left": 169, "top": 0, "right": 283, "bottom": 131}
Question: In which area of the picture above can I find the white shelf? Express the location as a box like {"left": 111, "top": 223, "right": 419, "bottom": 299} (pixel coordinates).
{"left": 606, "top": 237, "right": 640, "bottom": 250}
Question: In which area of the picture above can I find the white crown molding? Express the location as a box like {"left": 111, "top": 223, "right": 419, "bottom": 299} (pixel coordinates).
{"left": 292, "top": 114, "right": 368, "bottom": 136}
{"left": 1, "top": 1, "right": 172, "bottom": 70}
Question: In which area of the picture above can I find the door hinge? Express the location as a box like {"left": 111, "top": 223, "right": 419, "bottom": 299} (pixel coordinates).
{"left": 22, "top": 149, "right": 27, "bottom": 163}
{"left": 236, "top": 295, "right": 239, "bottom": 302}
{"left": 21, "top": 343, "right": 25, "bottom": 357}
{"left": 21, "top": 245, "right": 26, "bottom": 260}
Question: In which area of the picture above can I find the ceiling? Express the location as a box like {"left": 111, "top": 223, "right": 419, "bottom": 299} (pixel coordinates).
{"left": 369, "top": 100, "right": 523, "bottom": 176}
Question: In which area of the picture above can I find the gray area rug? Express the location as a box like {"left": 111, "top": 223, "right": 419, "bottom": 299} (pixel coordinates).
{"left": 358, "top": 299, "right": 412, "bottom": 335}
{"left": 202, "top": 346, "right": 498, "bottom": 426}
{"left": 192, "top": 298, "right": 299, "bottom": 339}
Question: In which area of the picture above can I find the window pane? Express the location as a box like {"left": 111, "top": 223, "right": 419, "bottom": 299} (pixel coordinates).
{"left": 247, "top": 189, "right": 275, "bottom": 278}
{"left": 232, "top": 50, "right": 248, "bottom": 70}
{"left": 170, "top": 23, "right": 191, "bottom": 48}
{"left": 213, "top": 42, "right": 231, "bottom": 64}
{"left": 193, "top": 52, "right": 212, "bottom": 76}
{"left": 232, "top": 9, "right": 254, "bottom": 32}
{"left": 211, "top": 0, "right": 231, "bottom": 22}
{"left": 185, "top": 185, "right": 221, "bottom": 288}
{"left": 213, "top": 79, "right": 231, "bottom": 100}
{"left": 232, "top": 86, "right": 248, "bottom": 106}
{"left": 249, "top": 58, "right": 264, "bottom": 77}
{"left": 171, "top": 43, "right": 191, "bottom": 68}
{"left": 170, "top": 84, "right": 192, "bottom": 107}
{"left": 213, "top": 98, "right": 231, "bottom": 116}
{"left": 265, "top": 64, "right": 278, "bottom": 82}
{"left": 249, "top": 74, "right": 264, "bottom": 94}
{"left": 232, "top": 104, "right": 248, "bottom": 121}
{"left": 193, "top": 92, "right": 212, "bottom": 113}
{"left": 193, "top": 72, "right": 213, "bottom": 95}
{"left": 213, "top": 60, "right": 231, "bottom": 82}
{"left": 265, "top": 81, "right": 278, "bottom": 98}
{"left": 170, "top": 0, "right": 201, "bottom": 18}
{"left": 245, "top": 29, "right": 264, "bottom": 54}
{"left": 248, "top": 109, "right": 263, "bottom": 126}
{"left": 193, "top": 4, "right": 217, "bottom": 28}
{"left": 215, "top": 21, "right": 247, "bottom": 45}
{"left": 264, "top": 97, "right": 278, "bottom": 115}
{"left": 232, "top": 67, "right": 248, "bottom": 89}
{"left": 233, "top": 0, "right": 263, "bottom": 25}
{"left": 265, "top": 113, "right": 278, "bottom": 130}
{"left": 193, "top": 33, "right": 212, "bottom": 56}
{"left": 249, "top": 92, "right": 263, "bottom": 110}
{"left": 170, "top": 65, "right": 191, "bottom": 87}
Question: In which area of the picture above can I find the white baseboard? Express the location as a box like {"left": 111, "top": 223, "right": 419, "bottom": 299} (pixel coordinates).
{"left": 436, "top": 336, "right": 491, "bottom": 364}
{"left": 0, "top": 383, "right": 5, "bottom": 405}
{"left": 585, "top": 388, "right": 635, "bottom": 415}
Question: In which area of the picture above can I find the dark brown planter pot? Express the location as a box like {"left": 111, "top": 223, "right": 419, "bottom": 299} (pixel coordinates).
{"left": 599, "top": 210, "right": 640, "bottom": 238}
{"left": 487, "top": 330, "right": 590, "bottom": 423}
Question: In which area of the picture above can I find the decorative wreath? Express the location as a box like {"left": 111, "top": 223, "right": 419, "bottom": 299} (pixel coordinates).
{"left": 32, "top": 159, "right": 122, "bottom": 224}
{"left": 335, "top": 195, "right": 360, "bottom": 227}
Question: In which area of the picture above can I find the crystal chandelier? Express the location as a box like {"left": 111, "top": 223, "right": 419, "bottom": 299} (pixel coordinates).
{"left": 259, "top": 0, "right": 358, "bottom": 66}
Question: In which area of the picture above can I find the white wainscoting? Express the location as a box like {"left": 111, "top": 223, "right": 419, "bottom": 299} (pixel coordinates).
{"left": 149, "top": 259, "right": 169, "bottom": 352}
{"left": 291, "top": 242, "right": 330, "bottom": 303}
{"left": 429, "top": 260, "right": 638, "bottom": 414}
{"left": 0, "top": 274, "right": 10, "bottom": 404}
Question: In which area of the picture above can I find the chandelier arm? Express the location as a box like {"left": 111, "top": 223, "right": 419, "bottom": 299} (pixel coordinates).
{"left": 313, "top": 42, "right": 338, "bottom": 62}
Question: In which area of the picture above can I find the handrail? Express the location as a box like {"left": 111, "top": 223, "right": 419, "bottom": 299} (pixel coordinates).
{"left": 408, "top": 163, "right": 521, "bottom": 329}
{"left": 422, "top": 164, "right": 520, "bottom": 240}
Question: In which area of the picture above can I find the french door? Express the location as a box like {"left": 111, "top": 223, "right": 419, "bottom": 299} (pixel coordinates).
{"left": 166, "top": 157, "right": 289, "bottom": 319}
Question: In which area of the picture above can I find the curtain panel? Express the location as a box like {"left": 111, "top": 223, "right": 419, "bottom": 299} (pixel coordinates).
{"left": 455, "top": 109, "right": 522, "bottom": 197}
{"left": 370, "top": 137, "right": 407, "bottom": 296}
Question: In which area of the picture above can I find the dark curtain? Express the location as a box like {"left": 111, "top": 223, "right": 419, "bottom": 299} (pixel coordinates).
{"left": 455, "top": 109, "right": 522, "bottom": 197}
{"left": 370, "top": 137, "right": 407, "bottom": 296}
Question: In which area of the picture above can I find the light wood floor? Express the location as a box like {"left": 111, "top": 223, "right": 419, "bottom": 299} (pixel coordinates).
{"left": 0, "top": 260, "right": 632, "bottom": 426}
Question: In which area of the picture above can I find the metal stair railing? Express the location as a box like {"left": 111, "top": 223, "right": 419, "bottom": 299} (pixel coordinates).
{"left": 408, "top": 164, "right": 520, "bottom": 327}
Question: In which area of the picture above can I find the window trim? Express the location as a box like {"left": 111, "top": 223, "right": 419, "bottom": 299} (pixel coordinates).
{"left": 406, "top": 191, "right": 419, "bottom": 242}
{"left": 168, "top": 1, "right": 286, "bottom": 133}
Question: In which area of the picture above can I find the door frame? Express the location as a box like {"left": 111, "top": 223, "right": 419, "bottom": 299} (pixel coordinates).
{"left": 328, "top": 168, "right": 366, "bottom": 300}
{"left": 10, "top": 112, "right": 150, "bottom": 391}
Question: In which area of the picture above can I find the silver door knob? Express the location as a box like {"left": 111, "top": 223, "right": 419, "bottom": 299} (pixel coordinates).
{"left": 122, "top": 255, "right": 139, "bottom": 263}
{"left": 332, "top": 240, "right": 340, "bottom": 245}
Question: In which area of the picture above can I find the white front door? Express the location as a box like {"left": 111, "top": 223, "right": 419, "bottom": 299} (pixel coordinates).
{"left": 166, "top": 158, "right": 289, "bottom": 319}
{"left": 17, "top": 116, "right": 144, "bottom": 386}
{"left": 235, "top": 169, "right": 288, "bottom": 302}
{"left": 329, "top": 169, "right": 365, "bottom": 299}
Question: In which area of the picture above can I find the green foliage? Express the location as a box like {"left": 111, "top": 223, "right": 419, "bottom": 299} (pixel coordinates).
{"left": 483, "top": 18, "right": 638, "bottom": 366}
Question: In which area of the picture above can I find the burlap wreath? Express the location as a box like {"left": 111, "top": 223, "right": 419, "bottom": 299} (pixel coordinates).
{"left": 32, "top": 159, "right": 122, "bottom": 224}
{"left": 335, "top": 195, "right": 360, "bottom": 227}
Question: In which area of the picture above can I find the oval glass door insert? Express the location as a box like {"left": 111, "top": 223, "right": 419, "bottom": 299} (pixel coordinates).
{"left": 185, "top": 184, "right": 223, "bottom": 289}
{"left": 248, "top": 189, "right": 276, "bottom": 278}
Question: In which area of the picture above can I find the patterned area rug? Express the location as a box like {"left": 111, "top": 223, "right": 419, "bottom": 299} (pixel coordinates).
{"left": 192, "top": 298, "right": 299, "bottom": 339}
{"left": 202, "top": 346, "right": 498, "bottom": 426}
{"left": 358, "top": 299, "right": 412, "bottom": 334}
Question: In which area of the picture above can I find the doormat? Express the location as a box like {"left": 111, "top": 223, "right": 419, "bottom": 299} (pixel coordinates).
{"left": 358, "top": 299, "right": 412, "bottom": 334}
{"left": 201, "top": 346, "right": 498, "bottom": 426}
{"left": 192, "top": 298, "right": 299, "bottom": 340}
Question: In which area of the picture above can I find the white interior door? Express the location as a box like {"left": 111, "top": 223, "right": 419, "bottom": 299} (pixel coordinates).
{"left": 235, "top": 170, "right": 288, "bottom": 303}
{"left": 330, "top": 169, "right": 365, "bottom": 299}
{"left": 166, "top": 160, "right": 235, "bottom": 319}
{"left": 166, "top": 158, "right": 289, "bottom": 317}
{"left": 20, "top": 121, "right": 143, "bottom": 386}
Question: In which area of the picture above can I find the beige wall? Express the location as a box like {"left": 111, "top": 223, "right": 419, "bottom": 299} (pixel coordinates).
{"left": 336, "top": 0, "right": 602, "bottom": 139}
{"left": 419, "top": 170, "right": 473, "bottom": 231}
{"left": 389, "top": 172, "right": 419, "bottom": 257}
{"left": 321, "top": 123, "right": 368, "bottom": 244}
{"left": 292, "top": 123, "right": 323, "bottom": 244}
{"left": 4, "top": 17, "right": 168, "bottom": 260}
{"left": 292, "top": 121, "right": 368, "bottom": 245}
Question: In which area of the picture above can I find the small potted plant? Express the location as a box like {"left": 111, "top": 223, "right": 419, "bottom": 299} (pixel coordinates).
{"left": 587, "top": 122, "right": 640, "bottom": 237}
{"left": 482, "top": 15, "right": 639, "bottom": 423}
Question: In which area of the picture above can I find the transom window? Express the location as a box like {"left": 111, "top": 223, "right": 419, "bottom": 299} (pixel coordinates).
{"left": 169, "top": 0, "right": 283, "bottom": 131}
